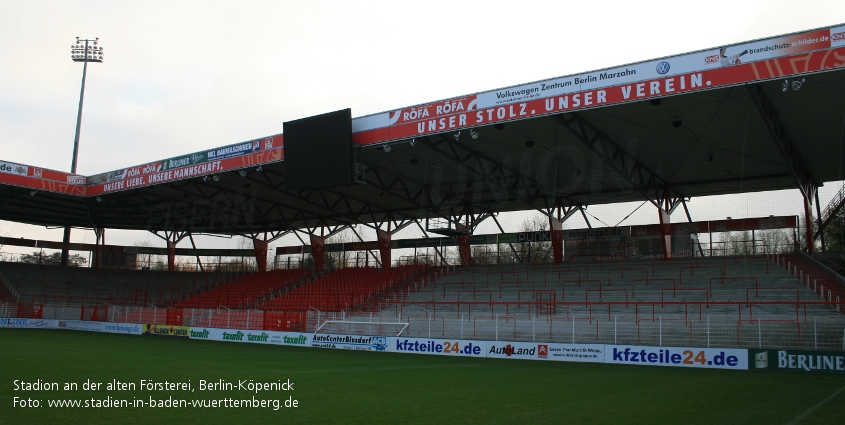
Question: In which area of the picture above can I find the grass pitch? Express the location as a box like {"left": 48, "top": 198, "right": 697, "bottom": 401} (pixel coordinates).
{"left": 1, "top": 328, "right": 843, "bottom": 424}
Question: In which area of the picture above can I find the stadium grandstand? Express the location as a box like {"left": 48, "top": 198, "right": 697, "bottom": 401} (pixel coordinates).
{"left": 2, "top": 24, "right": 845, "bottom": 352}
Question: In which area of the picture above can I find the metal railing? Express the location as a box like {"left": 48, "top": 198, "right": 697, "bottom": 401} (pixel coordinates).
{"left": 3, "top": 303, "right": 842, "bottom": 351}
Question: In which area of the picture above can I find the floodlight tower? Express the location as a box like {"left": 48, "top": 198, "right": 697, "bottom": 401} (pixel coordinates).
{"left": 62, "top": 37, "right": 103, "bottom": 266}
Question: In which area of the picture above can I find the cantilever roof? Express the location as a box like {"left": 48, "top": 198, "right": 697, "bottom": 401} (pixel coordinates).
{"left": 2, "top": 24, "right": 845, "bottom": 234}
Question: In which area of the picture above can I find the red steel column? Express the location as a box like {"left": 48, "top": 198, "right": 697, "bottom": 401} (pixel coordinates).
{"left": 658, "top": 201, "right": 672, "bottom": 260}
{"left": 253, "top": 239, "right": 268, "bottom": 273}
{"left": 804, "top": 197, "right": 815, "bottom": 252}
{"left": 166, "top": 241, "right": 176, "bottom": 272}
{"left": 458, "top": 235, "right": 471, "bottom": 266}
{"left": 310, "top": 235, "right": 325, "bottom": 271}
{"left": 550, "top": 217, "right": 563, "bottom": 264}
{"left": 376, "top": 229, "right": 391, "bottom": 270}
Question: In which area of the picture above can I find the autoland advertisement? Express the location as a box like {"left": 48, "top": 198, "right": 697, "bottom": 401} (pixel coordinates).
{"left": 749, "top": 349, "right": 845, "bottom": 373}
{"left": 486, "top": 341, "right": 604, "bottom": 362}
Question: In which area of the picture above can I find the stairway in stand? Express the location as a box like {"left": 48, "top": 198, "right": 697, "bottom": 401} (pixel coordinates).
{"left": 779, "top": 254, "right": 845, "bottom": 311}
{"left": 0, "top": 281, "right": 18, "bottom": 304}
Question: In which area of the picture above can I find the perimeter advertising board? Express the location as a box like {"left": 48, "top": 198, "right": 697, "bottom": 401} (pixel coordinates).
{"left": 56, "top": 321, "right": 145, "bottom": 335}
{"left": 141, "top": 324, "right": 189, "bottom": 338}
{"left": 749, "top": 349, "right": 845, "bottom": 374}
{"left": 390, "top": 337, "right": 487, "bottom": 358}
{"left": 207, "top": 138, "right": 272, "bottom": 161}
{"left": 605, "top": 345, "right": 747, "bottom": 370}
{"left": 360, "top": 26, "right": 845, "bottom": 145}
{"left": 101, "top": 322, "right": 142, "bottom": 335}
{"left": 0, "top": 161, "right": 28, "bottom": 176}
{"left": 311, "top": 334, "right": 388, "bottom": 351}
{"left": 188, "top": 327, "right": 310, "bottom": 347}
{"left": 0, "top": 318, "right": 56, "bottom": 329}
{"left": 57, "top": 320, "right": 103, "bottom": 332}
{"left": 486, "top": 341, "right": 604, "bottom": 362}
{"left": 86, "top": 136, "right": 282, "bottom": 195}
{"left": 0, "top": 319, "right": 779, "bottom": 372}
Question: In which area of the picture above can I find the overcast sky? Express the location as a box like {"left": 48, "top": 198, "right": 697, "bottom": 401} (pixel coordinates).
{"left": 1, "top": 1, "right": 844, "bottom": 253}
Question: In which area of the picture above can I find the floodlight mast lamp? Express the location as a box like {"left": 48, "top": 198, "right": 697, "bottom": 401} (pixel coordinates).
{"left": 69, "top": 37, "right": 103, "bottom": 173}
{"left": 62, "top": 37, "right": 103, "bottom": 266}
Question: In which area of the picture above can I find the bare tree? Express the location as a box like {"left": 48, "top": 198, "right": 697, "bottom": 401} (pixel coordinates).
{"left": 0, "top": 229, "right": 12, "bottom": 262}
{"left": 499, "top": 213, "right": 553, "bottom": 264}
{"left": 325, "top": 229, "right": 355, "bottom": 270}
{"left": 718, "top": 228, "right": 794, "bottom": 255}
{"left": 133, "top": 240, "right": 164, "bottom": 270}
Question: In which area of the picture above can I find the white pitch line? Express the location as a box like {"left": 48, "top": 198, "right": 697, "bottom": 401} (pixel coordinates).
{"left": 787, "top": 385, "right": 845, "bottom": 425}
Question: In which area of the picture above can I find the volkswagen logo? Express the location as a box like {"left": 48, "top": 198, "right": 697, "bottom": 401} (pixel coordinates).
{"left": 656, "top": 61, "right": 670, "bottom": 74}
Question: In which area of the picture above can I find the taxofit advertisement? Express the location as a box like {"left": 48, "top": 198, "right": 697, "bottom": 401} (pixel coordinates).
{"left": 188, "top": 327, "right": 310, "bottom": 347}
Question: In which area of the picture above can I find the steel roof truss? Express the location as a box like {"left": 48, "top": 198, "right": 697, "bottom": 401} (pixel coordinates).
{"left": 555, "top": 112, "right": 682, "bottom": 208}
{"left": 746, "top": 83, "right": 817, "bottom": 203}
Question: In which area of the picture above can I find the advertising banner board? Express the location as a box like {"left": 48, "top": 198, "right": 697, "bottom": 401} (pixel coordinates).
{"left": 0, "top": 318, "right": 57, "bottom": 329}
{"left": 311, "top": 333, "right": 388, "bottom": 351}
{"left": 605, "top": 345, "right": 747, "bottom": 370}
{"left": 389, "top": 337, "right": 487, "bottom": 357}
{"left": 142, "top": 324, "right": 189, "bottom": 338}
{"left": 749, "top": 349, "right": 845, "bottom": 374}
{"left": 188, "top": 327, "right": 310, "bottom": 347}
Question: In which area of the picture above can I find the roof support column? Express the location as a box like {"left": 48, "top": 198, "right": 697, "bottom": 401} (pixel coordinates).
{"left": 550, "top": 217, "right": 563, "bottom": 264}
{"left": 815, "top": 191, "right": 825, "bottom": 252}
{"left": 369, "top": 214, "right": 414, "bottom": 269}
{"left": 547, "top": 203, "right": 580, "bottom": 264}
{"left": 166, "top": 241, "right": 176, "bottom": 272}
{"left": 61, "top": 227, "right": 72, "bottom": 267}
{"left": 657, "top": 198, "right": 672, "bottom": 260}
{"left": 804, "top": 197, "right": 815, "bottom": 253}
{"left": 92, "top": 227, "right": 104, "bottom": 270}
{"left": 253, "top": 238, "right": 268, "bottom": 273}
{"left": 457, "top": 206, "right": 477, "bottom": 267}
{"left": 310, "top": 234, "right": 325, "bottom": 272}
{"left": 188, "top": 234, "right": 204, "bottom": 273}
{"left": 458, "top": 235, "right": 472, "bottom": 267}
{"left": 376, "top": 228, "right": 392, "bottom": 270}
{"left": 155, "top": 231, "right": 189, "bottom": 273}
